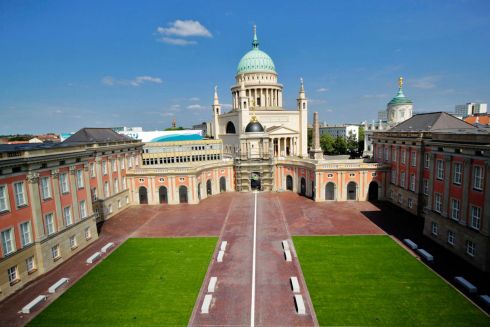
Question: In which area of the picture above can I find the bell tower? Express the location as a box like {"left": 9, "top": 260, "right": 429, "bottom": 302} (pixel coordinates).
{"left": 297, "top": 78, "right": 308, "bottom": 158}
{"left": 212, "top": 86, "right": 221, "bottom": 139}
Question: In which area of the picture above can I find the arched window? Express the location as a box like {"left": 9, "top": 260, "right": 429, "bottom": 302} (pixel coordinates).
{"left": 206, "top": 180, "right": 212, "bottom": 196}
{"left": 179, "top": 186, "right": 188, "bottom": 204}
{"left": 220, "top": 177, "right": 226, "bottom": 193}
{"left": 139, "top": 186, "right": 148, "bottom": 204}
{"left": 159, "top": 186, "right": 168, "bottom": 204}
{"left": 226, "top": 121, "right": 236, "bottom": 134}
{"left": 286, "top": 175, "right": 293, "bottom": 191}
{"left": 368, "top": 181, "right": 379, "bottom": 201}
{"left": 300, "top": 177, "right": 306, "bottom": 196}
{"left": 347, "top": 182, "right": 357, "bottom": 200}
{"left": 325, "top": 182, "right": 335, "bottom": 200}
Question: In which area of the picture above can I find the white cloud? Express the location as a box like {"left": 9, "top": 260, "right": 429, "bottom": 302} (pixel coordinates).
{"left": 188, "top": 97, "right": 200, "bottom": 101}
{"left": 187, "top": 104, "right": 206, "bottom": 110}
{"left": 101, "top": 75, "right": 162, "bottom": 87}
{"left": 157, "top": 20, "right": 212, "bottom": 37}
{"left": 161, "top": 112, "right": 175, "bottom": 117}
{"left": 158, "top": 37, "right": 197, "bottom": 46}
{"left": 409, "top": 76, "right": 440, "bottom": 89}
{"left": 316, "top": 87, "right": 328, "bottom": 93}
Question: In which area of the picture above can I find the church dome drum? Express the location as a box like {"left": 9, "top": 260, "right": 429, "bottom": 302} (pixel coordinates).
{"left": 245, "top": 120, "right": 265, "bottom": 133}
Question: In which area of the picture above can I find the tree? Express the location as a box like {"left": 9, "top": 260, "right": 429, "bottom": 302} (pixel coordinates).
{"left": 307, "top": 128, "right": 313, "bottom": 148}
{"left": 164, "top": 127, "right": 185, "bottom": 131}
{"left": 358, "top": 126, "right": 365, "bottom": 154}
{"left": 333, "top": 136, "right": 347, "bottom": 155}
{"left": 346, "top": 135, "right": 358, "bottom": 152}
{"left": 320, "top": 133, "right": 335, "bottom": 154}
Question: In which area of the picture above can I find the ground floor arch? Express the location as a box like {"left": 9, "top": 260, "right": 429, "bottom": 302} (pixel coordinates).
{"left": 325, "top": 182, "right": 336, "bottom": 200}
{"left": 197, "top": 182, "right": 201, "bottom": 200}
{"left": 159, "top": 186, "right": 168, "bottom": 204}
{"left": 139, "top": 186, "right": 148, "bottom": 204}
{"left": 368, "top": 181, "right": 379, "bottom": 201}
{"left": 286, "top": 175, "right": 293, "bottom": 191}
{"left": 220, "top": 176, "right": 226, "bottom": 193}
{"left": 347, "top": 181, "right": 357, "bottom": 200}
{"left": 206, "top": 179, "right": 212, "bottom": 196}
{"left": 179, "top": 185, "right": 188, "bottom": 203}
{"left": 300, "top": 177, "right": 306, "bottom": 196}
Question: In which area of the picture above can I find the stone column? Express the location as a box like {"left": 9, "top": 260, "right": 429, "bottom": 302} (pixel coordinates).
{"left": 426, "top": 153, "right": 435, "bottom": 210}
{"left": 278, "top": 90, "right": 282, "bottom": 107}
{"left": 51, "top": 169, "right": 64, "bottom": 231}
{"left": 26, "top": 172, "right": 44, "bottom": 240}
{"left": 442, "top": 155, "right": 451, "bottom": 218}
{"left": 69, "top": 167, "right": 80, "bottom": 221}
{"left": 95, "top": 157, "right": 104, "bottom": 199}
{"left": 460, "top": 158, "right": 471, "bottom": 226}
{"left": 481, "top": 162, "right": 490, "bottom": 235}
{"left": 83, "top": 164, "right": 94, "bottom": 214}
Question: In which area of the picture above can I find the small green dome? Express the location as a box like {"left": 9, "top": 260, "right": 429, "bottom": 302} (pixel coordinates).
{"left": 388, "top": 88, "right": 413, "bottom": 106}
{"left": 236, "top": 26, "right": 276, "bottom": 75}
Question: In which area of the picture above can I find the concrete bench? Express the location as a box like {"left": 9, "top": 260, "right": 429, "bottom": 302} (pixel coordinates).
{"left": 101, "top": 242, "right": 114, "bottom": 253}
{"left": 416, "top": 249, "right": 433, "bottom": 262}
{"left": 21, "top": 295, "right": 47, "bottom": 314}
{"left": 403, "top": 239, "right": 418, "bottom": 250}
{"left": 284, "top": 249, "right": 292, "bottom": 262}
{"left": 217, "top": 250, "right": 224, "bottom": 263}
{"left": 208, "top": 277, "right": 217, "bottom": 293}
{"left": 48, "top": 277, "right": 69, "bottom": 294}
{"left": 294, "top": 294, "right": 306, "bottom": 315}
{"left": 220, "top": 241, "right": 227, "bottom": 251}
{"left": 480, "top": 295, "right": 490, "bottom": 306}
{"left": 201, "top": 294, "right": 212, "bottom": 314}
{"left": 454, "top": 276, "right": 477, "bottom": 293}
{"left": 86, "top": 252, "right": 101, "bottom": 264}
{"left": 282, "top": 240, "right": 290, "bottom": 251}
{"left": 290, "top": 276, "right": 300, "bottom": 293}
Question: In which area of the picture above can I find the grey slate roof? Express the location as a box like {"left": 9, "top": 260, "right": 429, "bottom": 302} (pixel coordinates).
{"left": 389, "top": 112, "right": 475, "bottom": 132}
{"left": 63, "top": 128, "right": 133, "bottom": 144}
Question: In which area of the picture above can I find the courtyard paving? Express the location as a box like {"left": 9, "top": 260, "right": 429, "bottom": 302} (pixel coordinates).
{"left": 0, "top": 192, "right": 487, "bottom": 326}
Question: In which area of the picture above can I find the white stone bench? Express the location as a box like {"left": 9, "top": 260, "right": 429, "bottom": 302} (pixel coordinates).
{"left": 480, "top": 295, "right": 490, "bottom": 306}
{"left": 416, "top": 249, "right": 433, "bottom": 262}
{"left": 201, "top": 294, "right": 212, "bottom": 314}
{"left": 86, "top": 252, "right": 101, "bottom": 264}
{"left": 101, "top": 242, "right": 114, "bottom": 253}
{"left": 454, "top": 276, "right": 477, "bottom": 293}
{"left": 284, "top": 249, "right": 292, "bottom": 262}
{"left": 282, "top": 240, "right": 290, "bottom": 251}
{"left": 217, "top": 250, "right": 224, "bottom": 263}
{"left": 48, "top": 277, "right": 69, "bottom": 294}
{"left": 294, "top": 294, "right": 306, "bottom": 315}
{"left": 290, "top": 276, "right": 300, "bottom": 293}
{"left": 403, "top": 239, "right": 418, "bottom": 250}
{"left": 21, "top": 295, "right": 47, "bottom": 314}
{"left": 208, "top": 277, "right": 217, "bottom": 293}
{"left": 220, "top": 241, "right": 227, "bottom": 251}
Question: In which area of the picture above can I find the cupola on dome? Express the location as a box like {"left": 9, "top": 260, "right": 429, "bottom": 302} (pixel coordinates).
{"left": 388, "top": 77, "right": 413, "bottom": 106}
{"left": 236, "top": 26, "right": 276, "bottom": 75}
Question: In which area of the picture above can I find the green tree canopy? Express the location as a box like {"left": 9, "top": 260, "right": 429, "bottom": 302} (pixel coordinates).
{"left": 333, "top": 136, "right": 347, "bottom": 155}
{"left": 320, "top": 133, "right": 335, "bottom": 154}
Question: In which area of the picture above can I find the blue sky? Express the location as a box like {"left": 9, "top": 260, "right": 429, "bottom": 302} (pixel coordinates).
{"left": 1, "top": 0, "right": 489, "bottom": 134}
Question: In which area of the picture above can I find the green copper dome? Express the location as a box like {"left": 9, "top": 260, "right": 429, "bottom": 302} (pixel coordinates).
{"left": 236, "top": 26, "right": 276, "bottom": 75}
{"left": 388, "top": 88, "right": 413, "bottom": 106}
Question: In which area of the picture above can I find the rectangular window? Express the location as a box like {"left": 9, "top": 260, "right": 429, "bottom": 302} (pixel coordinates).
{"left": 120, "top": 157, "right": 125, "bottom": 170}
{"left": 451, "top": 199, "right": 460, "bottom": 221}
{"left": 69, "top": 235, "right": 77, "bottom": 249}
{"left": 104, "top": 182, "right": 109, "bottom": 198}
{"left": 391, "top": 170, "right": 397, "bottom": 184}
{"left": 384, "top": 147, "right": 389, "bottom": 161}
{"left": 79, "top": 200, "right": 87, "bottom": 219}
{"left": 91, "top": 187, "right": 97, "bottom": 202}
{"left": 424, "top": 153, "right": 430, "bottom": 169}
{"left": 126, "top": 196, "right": 129, "bottom": 204}
{"left": 108, "top": 204, "right": 113, "bottom": 213}
{"left": 59, "top": 173, "right": 69, "bottom": 194}
{"left": 26, "top": 256, "right": 35, "bottom": 272}
{"left": 128, "top": 157, "right": 133, "bottom": 168}
{"left": 111, "top": 159, "right": 116, "bottom": 172}
{"left": 431, "top": 222, "right": 438, "bottom": 236}
{"left": 122, "top": 177, "right": 127, "bottom": 190}
{"left": 409, "top": 174, "right": 415, "bottom": 192}
{"left": 436, "top": 160, "right": 444, "bottom": 180}
{"left": 118, "top": 199, "right": 121, "bottom": 208}
{"left": 45, "top": 213, "right": 55, "bottom": 235}
{"left": 14, "top": 182, "right": 27, "bottom": 207}
{"left": 85, "top": 227, "right": 92, "bottom": 240}
{"left": 40, "top": 177, "right": 52, "bottom": 199}
{"left": 408, "top": 198, "right": 413, "bottom": 208}
{"left": 470, "top": 206, "right": 481, "bottom": 230}
{"left": 466, "top": 240, "right": 475, "bottom": 257}
{"left": 20, "top": 221, "right": 32, "bottom": 247}
{"left": 473, "top": 166, "right": 483, "bottom": 190}
{"left": 0, "top": 185, "right": 9, "bottom": 212}
{"left": 76, "top": 170, "right": 84, "bottom": 189}
{"left": 51, "top": 244, "right": 60, "bottom": 259}
{"left": 1, "top": 228, "right": 15, "bottom": 255}
{"left": 392, "top": 148, "right": 397, "bottom": 162}
{"left": 448, "top": 231, "right": 455, "bottom": 245}
{"left": 400, "top": 172, "right": 406, "bottom": 188}
{"left": 411, "top": 151, "right": 416, "bottom": 167}
{"left": 90, "top": 163, "right": 96, "bottom": 178}
{"left": 401, "top": 150, "right": 406, "bottom": 164}
{"left": 7, "top": 266, "right": 18, "bottom": 283}
{"left": 102, "top": 161, "right": 108, "bottom": 175}
{"left": 63, "top": 206, "right": 72, "bottom": 226}
{"left": 453, "top": 163, "right": 462, "bottom": 185}
{"left": 423, "top": 179, "right": 429, "bottom": 195}
{"left": 434, "top": 193, "right": 442, "bottom": 213}
{"left": 114, "top": 178, "right": 119, "bottom": 194}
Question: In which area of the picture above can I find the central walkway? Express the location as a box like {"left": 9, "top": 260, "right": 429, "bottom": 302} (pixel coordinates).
{"left": 189, "top": 192, "right": 317, "bottom": 326}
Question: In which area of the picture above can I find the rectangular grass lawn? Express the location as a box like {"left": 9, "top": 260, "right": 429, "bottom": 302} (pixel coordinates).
{"left": 29, "top": 237, "right": 217, "bottom": 326}
{"left": 294, "top": 235, "right": 489, "bottom": 326}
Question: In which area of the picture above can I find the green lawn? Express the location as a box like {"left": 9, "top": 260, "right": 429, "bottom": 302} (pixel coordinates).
{"left": 29, "top": 237, "right": 217, "bottom": 327}
{"left": 294, "top": 235, "right": 489, "bottom": 326}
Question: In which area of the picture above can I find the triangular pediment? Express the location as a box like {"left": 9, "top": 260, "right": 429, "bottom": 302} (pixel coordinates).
{"left": 266, "top": 125, "right": 298, "bottom": 135}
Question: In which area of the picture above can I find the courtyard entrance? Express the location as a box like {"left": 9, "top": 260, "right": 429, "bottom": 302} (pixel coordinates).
{"left": 251, "top": 172, "right": 261, "bottom": 190}
{"left": 139, "top": 186, "right": 148, "bottom": 204}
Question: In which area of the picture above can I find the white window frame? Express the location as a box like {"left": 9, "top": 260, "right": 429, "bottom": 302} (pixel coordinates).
{"left": 434, "top": 193, "right": 442, "bottom": 213}
{"left": 424, "top": 153, "right": 430, "bottom": 169}
{"left": 40, "top": 176, "right": 52, "bottom": 200}
{"left": 45, "top": 213, "right": 55, "bottom": 235}
{"left": 473, "top": 166, "right": 483, "bottom": 190}
{"left": 392, "top": 148, "right": 397, "bottom": 162}
{"left": 7, "top": 265, "right": 18, "bottom": 283}
{"left": 431, "top": 222, "right": 438, "bottom": 236}
{"left": 59, "top": 173, "right": 69, "bottom": 194}
{"left": 411, "top": 151, "right": 416, "bottom": 167}
{"left": 90, "top": 163, "right": 96, "bottom": 178}
{"left": 1, "top": 228, "right": 16, "bottom": 256}
{"left": 26, "top": 256, "right": 36, "bottom": 272}
{"left": 63, "top": 206, "right": 73, "bottom": 226}
{"left": 408, "top": 198, "right": 413, "bottom": 208}
{"left": 453, "top": 163, "right": 462, "bottom": 185}
{"left": 466, "top": 240, "right": 475, "bottom": 257}
{"left": 122, "top": 177, "right": 127, "bottom": 190}
{"left": 400, "top": 172, "right": 405, "bottom": 188}
{"left": 114, "top": 178, "right": 119, "bottom": 194}
{"left": 451, "top": 199, "right": 460, "bottom": 221}
{"left": 14, "top": 181, "right": 27, "bottom": 207}
{"left": 401, "top": 149, "right": 406, "bottom": 164}
{"left": 423, "top": 179, "right": 429, "bottom": 195}
{"left": 79, "top": 200, "right": 87, "bottom": 219}
{"left": 85, "top": 227, "right": 92, "bottom": 240}
{"left": 436, "top": 160, "right": 444, "bottom": 180}
{"left": 76, "top": 170, "right": 84, "bottom": 189}
{"left": 409, "top": 174, "right": 415, "bottom": 192}
{"left": 120, "top": 157, "right": 125, "bottom": 170}
{"left": 102, "top": 161, "right": 108, "bottom": 175}
{"left": 470, "top": 206, "right": 481, "bottom": 230}
{"left": 104, "top": 182, "right": 110, "bottom": 198}
{"left": 20, "top": 221, "right": 32, "bottom": 247}
{"left": 51, "top": 244, "right": 60, "bottom": 260}
{"left": 69, "top": 235, "right": 77, "bottom": 249}
{"left": 447, "top": 231, "right": 455, "bottom": 245}
{"left": 0, "top": 184, "right": 9, "bottom": 212}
